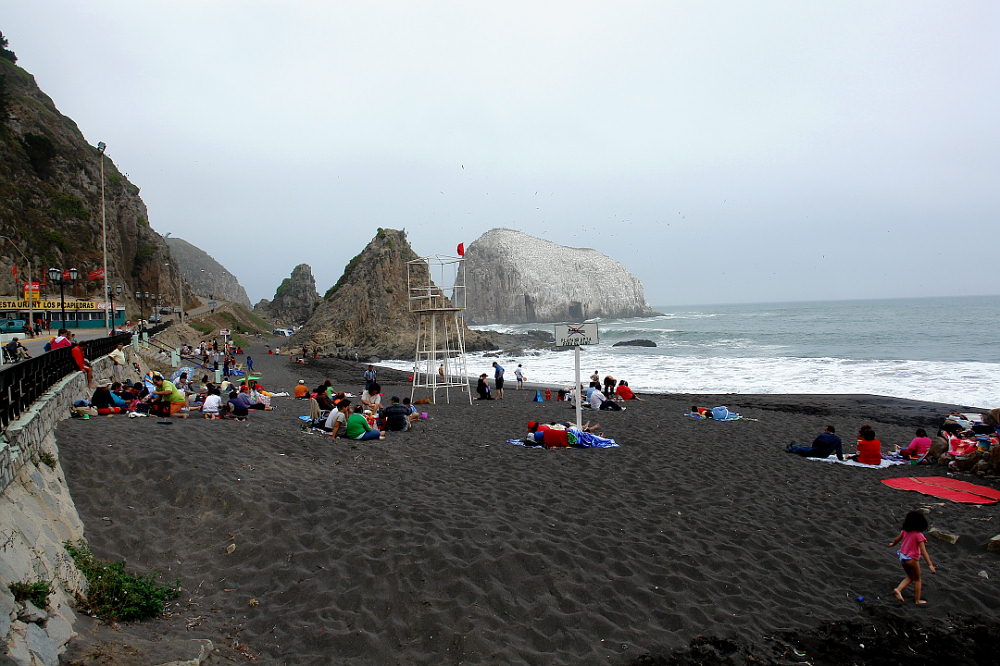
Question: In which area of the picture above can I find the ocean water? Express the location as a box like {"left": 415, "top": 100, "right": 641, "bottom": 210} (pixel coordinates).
{"left": 380, "top": 295, "right": 1000, "bottom": 408}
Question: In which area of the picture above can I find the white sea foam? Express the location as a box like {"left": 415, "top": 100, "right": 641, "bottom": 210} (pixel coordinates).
{"left": 379, "top": 350, "right": 999, "bottom": 408}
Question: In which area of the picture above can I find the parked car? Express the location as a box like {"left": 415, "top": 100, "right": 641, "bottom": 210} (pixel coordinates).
{"left": 0, "top": 319, "right": 27, "bottom": 333}
{"left": 148, "top": 314, "right": 163, "bottom": 323}
{"left": 159, "top": 307, "right": 172, "bottom": 314}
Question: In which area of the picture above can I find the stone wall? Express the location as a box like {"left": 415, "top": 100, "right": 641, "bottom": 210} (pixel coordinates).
{"left": 1, "top": 353, "right": 133, "bottom": 664}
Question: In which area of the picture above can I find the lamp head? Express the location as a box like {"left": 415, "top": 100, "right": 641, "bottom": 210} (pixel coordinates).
{"left": 97, "top": 142, "right": 106, "bottom": 153}
{"left": 68, "top": 267, "right": 78, "bottom": 280}
{"left": 48, "top": 267, "right": 60, "bottom": 282}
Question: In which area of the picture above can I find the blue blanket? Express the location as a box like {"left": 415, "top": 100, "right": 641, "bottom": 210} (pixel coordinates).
{"left": 507, "top": 430, "right": 620, "bottom": 449}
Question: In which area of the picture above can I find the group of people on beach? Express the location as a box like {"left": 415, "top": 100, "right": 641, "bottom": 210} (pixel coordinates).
{"left": 77, "top": 370, "right": 276, "bottom": 421}
{"left": 786, "top": 422, "right": 979, "bottom": 466}
{"left": 299, "top": 372, "right": 423, "bottom": 440}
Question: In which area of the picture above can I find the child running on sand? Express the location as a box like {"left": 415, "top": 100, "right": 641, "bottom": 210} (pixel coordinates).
{"left": 888, "top": 511, "right": 937, "bottom": 604}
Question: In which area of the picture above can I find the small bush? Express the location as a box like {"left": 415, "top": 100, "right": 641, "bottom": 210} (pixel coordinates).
{"left": 36, "top": 451, "right": 56, "bottom": 469}
{"left": 53, "top": 193, "right": 91, "bottom": 220}
{"left": 8, "top": 580, "right": 51, "bottom": 608}
{"left": 188, "top": 321, "right": 213, "bottom": 334}
{"left": 135, "top": 244, "right": 156, "bottom": 263}
{"left": 44, "top": 230, "right": 69, "bottom": 252}
{"left": 107, "top": 173, "right": 122, "bottom": 187}
{"left": 64, "top": 540, "right": 180, "bottom": 622}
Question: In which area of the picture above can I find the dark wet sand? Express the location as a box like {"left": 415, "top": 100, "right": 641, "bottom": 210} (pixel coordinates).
{"left": 56, "top": 343, "right": 1000, "bottom": 664}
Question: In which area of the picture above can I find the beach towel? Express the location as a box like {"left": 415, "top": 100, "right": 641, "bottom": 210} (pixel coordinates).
{"left": 506, "top": 430, "right": 619, "bottom": 449}
{"left": 881, "top": 477, "right": 1000, "bottom": 504}
{"left": 684, "top": 411, "right": 742, "bottom": 421}
{"left": 806, "top": 456, "right": 907, "bottom": 469}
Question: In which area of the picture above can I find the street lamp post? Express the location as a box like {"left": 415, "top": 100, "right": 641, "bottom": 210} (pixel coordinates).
{"left": 107, "top": 284, "right": 123, "bottom": 331}
{"left": 98, "top": 142, "right": 109, "bottom": 331}
{"left": 48, "top": 267, "right": 78, "bottom": 329}
{"left": 0, "top": 236, "right": 34, "bottom": 334}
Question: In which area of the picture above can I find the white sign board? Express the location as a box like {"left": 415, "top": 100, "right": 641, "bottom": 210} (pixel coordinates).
{"left": 554, "top": 323, "right": 599, "bottom": 347}
{"left": 219, "top": 328, "right": 231, "bottom": 336}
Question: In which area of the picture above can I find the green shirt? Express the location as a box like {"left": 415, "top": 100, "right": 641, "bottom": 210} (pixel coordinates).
{"left": 345, "top": 413, "right": 372, "bottom": 439}
{"left": 159, "top": 380, "right": 186, "bottom": 403}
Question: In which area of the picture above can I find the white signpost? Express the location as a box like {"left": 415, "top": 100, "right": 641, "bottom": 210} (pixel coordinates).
{"left": 553, "top": 323, "right": 599, "bottom": 432}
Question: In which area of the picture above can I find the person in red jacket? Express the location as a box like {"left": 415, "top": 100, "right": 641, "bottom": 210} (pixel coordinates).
{"left": 852, "top": 424, "right": 883, "bottom": 465}
{"left": 70, "top": 341, "right": 94, "bottom": 388}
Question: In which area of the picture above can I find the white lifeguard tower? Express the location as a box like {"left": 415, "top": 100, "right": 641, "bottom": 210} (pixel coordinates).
{"left": 407, "top": 254, "right": 472, "bottom": 404}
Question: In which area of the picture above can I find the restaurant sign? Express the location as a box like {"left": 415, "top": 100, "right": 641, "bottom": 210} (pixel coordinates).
{"left": 0, "top": 299, "right": 100, "bottom": 310}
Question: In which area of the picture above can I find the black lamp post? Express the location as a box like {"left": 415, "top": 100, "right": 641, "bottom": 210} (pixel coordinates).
{"left": 107, "top": 284, "right": 123, "bottom": 331}
{"left": 48, "top": 267, "right": 78, "bottom": 329}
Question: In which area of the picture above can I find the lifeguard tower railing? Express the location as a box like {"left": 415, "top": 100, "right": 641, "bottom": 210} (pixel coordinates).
{"left": 407, "top": 255, "right": 471, "bottom": 405}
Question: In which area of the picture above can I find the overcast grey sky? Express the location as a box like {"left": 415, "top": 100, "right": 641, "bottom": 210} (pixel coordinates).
{"left": 5, "top": 1, "right": 998, "bottom": 306}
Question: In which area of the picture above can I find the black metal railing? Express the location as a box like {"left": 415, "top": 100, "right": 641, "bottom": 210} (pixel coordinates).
{"left": 0, "top": 322, "right": 172, "bottom": 431}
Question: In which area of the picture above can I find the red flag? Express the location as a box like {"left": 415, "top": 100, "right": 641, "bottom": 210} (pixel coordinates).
{"left": 11, "top": 265, "right": 16, "bottom": 277}
{"left": 457, "top": 243, "right": 465, "bottom": 257}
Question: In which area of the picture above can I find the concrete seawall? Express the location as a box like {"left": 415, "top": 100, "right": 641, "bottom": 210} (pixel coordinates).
{"left": 0, "top": 339, "right": 183, "bottom": 665}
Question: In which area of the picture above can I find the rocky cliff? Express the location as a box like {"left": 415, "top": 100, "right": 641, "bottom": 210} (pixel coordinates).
{"left": 256, "top": 263, "right": 319, "bottom": 326}
{"left": 164, "top": 237, "right": 251, "bottom": 308}
{"left": 464, "top": 228, "right": 655, "bottom": 324}
{"left": 0, "top": 37, "right": 191, "bottom": 315}
{"left": 291, "top": 229, "right": 503, "bottom": 359}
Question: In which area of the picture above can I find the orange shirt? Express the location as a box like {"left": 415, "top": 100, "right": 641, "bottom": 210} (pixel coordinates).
{"left": 294, "top": 384, "right": 309, "bottom": 398}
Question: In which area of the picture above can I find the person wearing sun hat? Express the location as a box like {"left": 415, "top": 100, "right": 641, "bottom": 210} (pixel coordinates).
{"left": 294, "top": 379, "right": 309, "bottom": 399}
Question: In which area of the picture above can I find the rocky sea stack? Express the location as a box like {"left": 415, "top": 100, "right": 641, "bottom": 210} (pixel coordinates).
{"left": 290, "top": 229, "right": 504, "bottom": 360}
{"left": 464, "top": 228, "right": 655, "bottom": 324}
{"left": 256, "top": 263, "right": 319, "bottom": 326}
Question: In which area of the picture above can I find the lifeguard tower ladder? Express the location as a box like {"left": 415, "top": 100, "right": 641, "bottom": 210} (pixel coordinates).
{"left": 407, "top": 254, "right": 472, "bottom": 405}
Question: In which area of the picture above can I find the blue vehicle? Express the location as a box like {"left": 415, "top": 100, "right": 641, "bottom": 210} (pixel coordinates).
{"left": 0, "top": 319, "right": 27, "bottom": 333}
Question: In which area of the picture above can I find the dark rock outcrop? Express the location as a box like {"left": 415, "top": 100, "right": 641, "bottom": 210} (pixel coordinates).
{"left": 613, "top": 339, "right": 657, "bottom": 347}
{"left": 464, "top": 228, "right": 655, "bottom": 324}
{"left": 0, "top": 42, "right": 191, "bottom": 315}
{"left": 292, "top": 229, "right": 510, "bottom": 360}
{"left": 164, "top": 237, "right": 251, "bottom": 308}
{"left": 257, "top": 264, "right": 319, "bottom": 326}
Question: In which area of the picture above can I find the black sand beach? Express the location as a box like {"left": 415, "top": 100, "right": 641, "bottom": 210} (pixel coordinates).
{"left": 56, "top": 343, "right": 1000, "bottom": 664}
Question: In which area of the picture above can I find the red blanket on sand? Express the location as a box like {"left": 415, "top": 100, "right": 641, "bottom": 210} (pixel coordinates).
{"left": 882, "top": 476, "right": 1000, "bottom": 504}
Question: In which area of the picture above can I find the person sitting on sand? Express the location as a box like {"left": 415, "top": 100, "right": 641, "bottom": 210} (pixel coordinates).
{"left": 327, "top": 400, "right": 352, "bottom": 438}
{"left": 315, "top": 388, "right": 335, "bottom": 412}
{"left": 294, "top": 380, "right": 310, "bottom": 399}
{"left": 150, "top": 374, "right": 188, "bottom": 418}
{"left": 476, "top": 374, "right": 493, "bottom": 400}
{"left": 895, "top": 428, "right": 933, "bottom": 460}
{"left": 201, "top": 387, "right": 222, "bottom": 419}
{"left": 589, "top": 388, "right": 622, "bottom": 411}
{"left": 615, "top": 380, "right": 643, "bottom": 401}
{"left": 361, "top": 382, "right": 382, "bottom": 412}
{"left": 90, "top": 385, "right": 123, "bottom": 415}
{"left": 383, "top": 396, "right": 413, "bottom": 432}
{"left": 346, "top": 404, "right": 384, "bottom": 440}
{"left": 786, "top": 425, "right": 844, "bottom": 460}
{"left": 850, "top": 425, "right": 882, "bottom": 465}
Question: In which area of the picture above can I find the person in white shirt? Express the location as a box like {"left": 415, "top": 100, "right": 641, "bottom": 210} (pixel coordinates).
{"left": 201, "top": 388, "right": 222, "bottom": 419}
